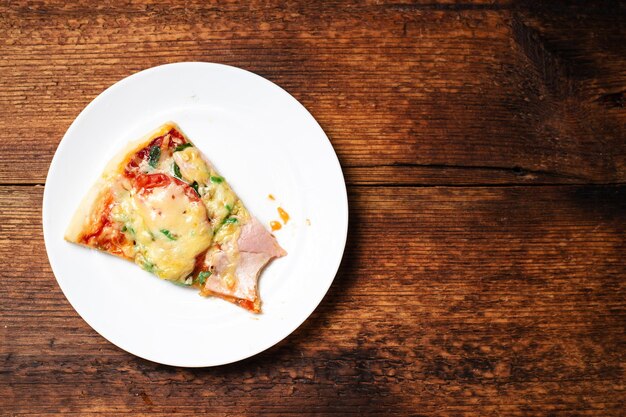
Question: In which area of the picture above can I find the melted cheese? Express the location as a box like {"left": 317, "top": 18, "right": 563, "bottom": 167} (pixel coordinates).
{"left": 173, "top": 147, "right": 210, "bottom": 184}
{"left": 112, "top": 180, "right": 213, "bottom": 281}
{"left": 170, "top": 146, "right": 238, "bottom": 228}
{"left": 203, "top": 183, "right": 237, "bottom": 227}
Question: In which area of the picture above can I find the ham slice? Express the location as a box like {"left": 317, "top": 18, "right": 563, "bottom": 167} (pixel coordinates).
{"left": 201, "top": 217, "right": 286, "bottom": 312}
{"left": 238, "top": 217, "right": 287, "bottom": 257}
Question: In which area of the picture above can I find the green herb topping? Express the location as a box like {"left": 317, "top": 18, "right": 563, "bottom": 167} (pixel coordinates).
{"left": 143, "top": 261, "right": 155, "bottom": 273}
{"left": 191, "top": 181, "right": 200, "bottom": 196}
{"left": 172, "top": 162, "right": 182, "bottom": 179}
{"left": 160, "top": 229, "right": 177, "bottom": 240}
{"left": 121, "top": 225, "right": 135, "bottom": 234}
{"left": 197, "top": 271, "right": 212, "bottom": 285}
{"left": 174, "top": 143, "right": 193, "bottom": 152}
{"left": 148, "top": 145, "right": 161, "bottom": 168}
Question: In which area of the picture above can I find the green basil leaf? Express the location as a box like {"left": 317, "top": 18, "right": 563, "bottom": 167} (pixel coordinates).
{"left": 210, "top": 176, "right": 224, "bottom": 184}
{"left": 148, "top": 145, "right": 161, "bottom": 168}
{"left": 191, "top": 181, "right": 200, "bottom": 196}
{"left": 172, "top": 162, "right": 182, "bottom": 179}
{"left": 174, "top": 143, "right": 193, "bottom": 152}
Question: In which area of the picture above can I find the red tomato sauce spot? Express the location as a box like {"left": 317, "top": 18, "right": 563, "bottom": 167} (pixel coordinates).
{"left": 124, "top": 128, "right": 188, "bottom": 177}
{"left": 236, "top": 299, "right": 255, "bottom": 311}
{"left": 79, "top": 194, "right": 128, "bottom": 257}
{"left": 133, "top": 173, "right": 201, "bottom": 203}
{"left": 193, "top": 249, "right": 209, "bottom": 274}
{"left": 168, "top": 128, "right": 186, "bottom": 142}
{"left": 277, "top": 207, "right": 290, "bottom": 224}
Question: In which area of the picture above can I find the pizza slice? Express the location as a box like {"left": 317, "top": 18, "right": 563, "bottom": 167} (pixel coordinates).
{"left": 65, "top": 122, "right": 286, "bottom": 313}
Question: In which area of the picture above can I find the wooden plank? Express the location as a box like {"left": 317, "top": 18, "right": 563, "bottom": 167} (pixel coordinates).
{"left": 0, "top": 2, "right": 624, "bottom": 185}
{"left": 2, "top": 185, "right": 624, "bottom": 415}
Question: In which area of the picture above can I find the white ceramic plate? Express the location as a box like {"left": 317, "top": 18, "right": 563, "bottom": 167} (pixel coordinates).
{"left": 43, "top": 62, "right": 348, "bottom": 367}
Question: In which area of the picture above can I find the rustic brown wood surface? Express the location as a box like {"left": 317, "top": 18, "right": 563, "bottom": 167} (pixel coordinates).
{"left": 1, "top": 1, "right": 625, "bottom": 416}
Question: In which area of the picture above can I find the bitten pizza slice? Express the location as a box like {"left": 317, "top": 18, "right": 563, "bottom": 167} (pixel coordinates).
{"left": 65, "top": 122, "right": 286, "bottom": 313}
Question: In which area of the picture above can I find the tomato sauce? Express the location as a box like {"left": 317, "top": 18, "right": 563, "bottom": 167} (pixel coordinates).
{"left": 134, "top": 173, "right": 201, "bottom": 203}
{"left": 277, "top": 207, "right": 290, "bottom": 224}
{"left": 236, "top": 298, "right": 255, "bottom": 311}
{"left": 270, "top": 220, "right": 282, "bottom": 231}
{"left": 124, "top": 128, "right": 187, "bottom": 177}
{"left": 79, "top": 194, "right": 128, "bottom": 257}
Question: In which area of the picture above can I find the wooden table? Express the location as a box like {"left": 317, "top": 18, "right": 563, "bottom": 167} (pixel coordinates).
{"left": 2, "top": 1, "right": 625, "bottom": 415}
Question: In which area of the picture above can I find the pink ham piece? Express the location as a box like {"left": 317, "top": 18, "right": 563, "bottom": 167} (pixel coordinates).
{"left": 201, "top": 217, "right": 286, "bottom": 312}
{"left": 238, "top": 217, "right": 287, "bottom": 257}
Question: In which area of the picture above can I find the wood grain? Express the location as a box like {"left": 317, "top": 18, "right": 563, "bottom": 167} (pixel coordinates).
{"left": 1, "top": 1, "right": 625, "bottom": 416}
{"left": 0, "top": 1, "right": 624, "bottom": 185}
{"left": 2, "top": 185, "right": 625, "bottom": 415}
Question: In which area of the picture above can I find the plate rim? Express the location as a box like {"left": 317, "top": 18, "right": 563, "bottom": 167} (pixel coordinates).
{"left": 42, "top": 61, "right": 349, "bottom": 367}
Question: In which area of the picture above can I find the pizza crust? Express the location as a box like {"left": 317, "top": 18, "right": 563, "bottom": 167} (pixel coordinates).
{"left": 64, "top": 176, "right": 109, "bottom": 243}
